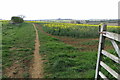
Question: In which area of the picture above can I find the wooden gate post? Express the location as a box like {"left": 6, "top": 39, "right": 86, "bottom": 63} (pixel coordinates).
{"left": 95, "top": 24, "right": 107, "bottom": 79}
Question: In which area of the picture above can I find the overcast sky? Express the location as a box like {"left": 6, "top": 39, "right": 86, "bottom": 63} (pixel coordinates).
{"left": 0, "top": 0, "right": 120, "bottom": 20}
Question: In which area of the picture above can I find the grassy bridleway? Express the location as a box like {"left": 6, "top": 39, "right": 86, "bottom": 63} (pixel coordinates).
{"left": 30, "top": 24, "right": 43, "bottom": 78}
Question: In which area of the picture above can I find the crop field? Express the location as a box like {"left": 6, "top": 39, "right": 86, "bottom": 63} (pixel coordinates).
{"left": 1, "top": 21, "right": 120, "bottom": 78}
{"left": 37, "top": 22, "right": 120, "bottom": 78}
{"left": 42, "top": 22, "right": 120, "bottom": 38}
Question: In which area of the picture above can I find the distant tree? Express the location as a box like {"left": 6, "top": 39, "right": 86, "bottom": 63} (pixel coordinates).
{"left": 11, "top": 16, "right": 24, "bottom": 23}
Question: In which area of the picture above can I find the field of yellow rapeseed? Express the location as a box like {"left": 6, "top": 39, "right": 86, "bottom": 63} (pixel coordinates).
{"left": 42, "top": 22, "right": 119, "bottom": 38}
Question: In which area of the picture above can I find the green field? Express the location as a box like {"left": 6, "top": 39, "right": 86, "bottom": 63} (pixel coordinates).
{"left": 35, "top": 24, "right": 97, "bottom": 78}
{"left": 2, "top": 21, "right": 120, "bottom": 79}
{"left": 36, "top": 23, "right": 120, "bottom": 78}
{"left": 2, "top": 22, "right": 35, "bottom": 78}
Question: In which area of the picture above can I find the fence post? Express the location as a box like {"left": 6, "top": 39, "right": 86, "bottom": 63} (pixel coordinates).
{"left": 95, "top": 23, "right": 107, "bottom": 80}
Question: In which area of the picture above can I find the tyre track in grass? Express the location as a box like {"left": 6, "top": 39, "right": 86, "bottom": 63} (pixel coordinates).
{"left": 36, "top": 24, "right": 113, "bottom": 51}
{"left": 30, "top": 24, "right": 43, "bottom": 78}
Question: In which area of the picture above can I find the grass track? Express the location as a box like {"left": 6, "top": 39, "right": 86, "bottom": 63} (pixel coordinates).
{"left": 2, "top": 22, "right": 120, "bottom": 78}
{"left": 2, "top": 23, "right": 35, "bottom": 78}
{"left": 36, "top": 24, "right": 97, "bottom": 78}
{"left": 36, "top": 23, "right": 120, "bottom": 78}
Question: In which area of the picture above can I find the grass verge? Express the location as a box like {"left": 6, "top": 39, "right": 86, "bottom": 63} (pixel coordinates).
{"left": 2, "top": 23, "right": 35, "bottom": 78}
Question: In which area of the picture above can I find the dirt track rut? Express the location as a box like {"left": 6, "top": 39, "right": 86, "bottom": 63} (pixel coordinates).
{"left": 30, "top": 24, "right": 43, "bottom": 78}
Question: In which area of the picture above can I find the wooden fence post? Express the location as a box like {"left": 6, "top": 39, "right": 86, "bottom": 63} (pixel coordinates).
{"left": 95, "top": 24, "right": 107, "bottom": 79}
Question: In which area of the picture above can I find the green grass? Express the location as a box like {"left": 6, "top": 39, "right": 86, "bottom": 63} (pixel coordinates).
{"left": 2, "top": 22, "right": 35, "bottom": 77}
{"left": 36, "top": 24, "right": 97, "bottom": 78}
{"left": 36, "top": 23, "right": 120, "bottom": 78}
{"left": 2, "top": 21, "right": 119, "bottom": 78}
